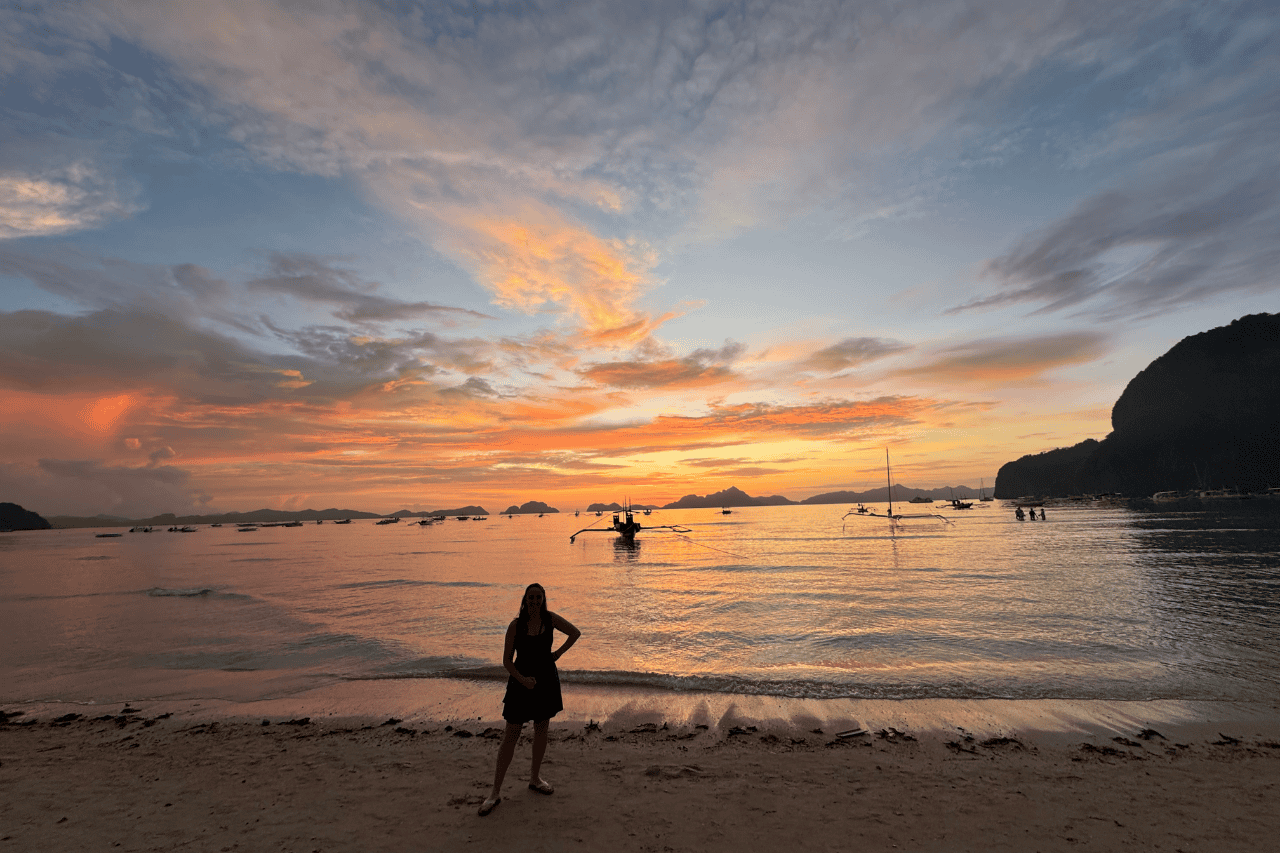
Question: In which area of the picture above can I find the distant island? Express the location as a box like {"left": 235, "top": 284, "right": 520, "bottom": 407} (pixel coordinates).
{"left": 661, "top": 486, "right": 794, "bottom": 509}
{"left": 0, "top": 502, "right": 51, "bottom": 531}
{"left": 994, "top": 313, "right": 1280, "bottom": 499}
{"left": 43, "top": 506, "right": 488, "bottom": 529}
{"left": 501, "top": 501, "right": 558, "bottom": 515}
{"left": 655, "top": 483, "right": 984, "bottom": 509}
{"left": 800, "top": 484, "right": 983, "bottom": 504}
{"left": 22, "top": 484, "right": 1009, "bottom": 530}
{"left": 44, "top": 508, "right": 384, "bottom": 529}
{"left": 395, "top": 506, "right": 489, "bottom": 518}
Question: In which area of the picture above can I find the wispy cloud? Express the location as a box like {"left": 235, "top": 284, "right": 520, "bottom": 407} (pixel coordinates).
{"left": 0, "top": 165, "right": 140, "bottom": 239}
{"left": 64, "top": 1, "right": 1167, "bottom": 332}
{"left": 579, "top": 341, "right": 746, "bottom": 389}
{"left": 247, "top": 254, "right": 493, "bottom": 326}
{"left": 893, "top": 332, "right": 1109, "bottom": 385}
{"left": 800, "top": 337, "right": 912, "bottom": 373}
{"left": 953, "top": 6, "right": 1280, "bottom": 322}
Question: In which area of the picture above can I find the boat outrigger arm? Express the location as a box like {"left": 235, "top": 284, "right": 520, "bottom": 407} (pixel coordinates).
{"left": 569, "top": 506, "right": 691, "bottom": 543}
{"left": 842, "top": 506, "right": 953, "bottom": 524}
{"left": 842, "top": 450, "right": 954, "bottom": 526}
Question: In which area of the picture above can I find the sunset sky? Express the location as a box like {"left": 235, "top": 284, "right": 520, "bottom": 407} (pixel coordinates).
{"left": 2, "top": 1, "right": 1277, "bottom": 518}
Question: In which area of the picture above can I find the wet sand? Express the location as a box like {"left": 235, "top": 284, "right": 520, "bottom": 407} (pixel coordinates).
{"left": 3, "top": 691, "right": 1279, "bottom": 852}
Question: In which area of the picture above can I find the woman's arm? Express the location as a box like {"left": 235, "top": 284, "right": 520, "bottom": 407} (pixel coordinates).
{"left": 550, "top": 612, "right": 581, "bottom": 661}
{"left": 503, "top": 620, "right": 535, "bottom": 689}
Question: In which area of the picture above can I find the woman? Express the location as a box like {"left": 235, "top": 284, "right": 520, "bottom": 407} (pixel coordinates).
{"left": 479, "top": 582, "right": 581, "bottom": 817}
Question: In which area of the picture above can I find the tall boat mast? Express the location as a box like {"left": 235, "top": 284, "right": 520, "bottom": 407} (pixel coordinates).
{"left": 886, "top": 449, "right": 893, "bottom": 516}
{"left": 842, "top": 448, "right": 953, "bottom": 530}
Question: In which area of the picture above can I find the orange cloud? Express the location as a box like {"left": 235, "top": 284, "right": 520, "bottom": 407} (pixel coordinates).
{"left": 580, "top": 359, "right": 738, "bottom": 390}
{"left": 78, "top": 393, "right": 137, "bottom": 432}
{"left": 451, "top": 209, "right": 661, "bottom": 345}
{"left": 893, "top": 332, "right": 1108, "bottom": 385}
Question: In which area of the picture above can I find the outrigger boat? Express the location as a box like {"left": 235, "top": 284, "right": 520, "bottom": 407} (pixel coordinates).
{"left": 843, "top": 450, "right": 953, "bottom": 532}
{"left": 569, "top": 503, "right": 691, "bottom": 544}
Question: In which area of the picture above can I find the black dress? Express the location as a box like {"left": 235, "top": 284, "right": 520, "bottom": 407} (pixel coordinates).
{"left": 502, "top": 619, "right": 563, "bottom": 723}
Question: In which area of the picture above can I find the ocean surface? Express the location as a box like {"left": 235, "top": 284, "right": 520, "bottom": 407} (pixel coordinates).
{"left": 3, "top": 502, "right": 1280, "bottom": 710}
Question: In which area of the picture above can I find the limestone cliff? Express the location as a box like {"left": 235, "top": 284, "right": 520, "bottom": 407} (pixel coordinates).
{"left": 994, "top": 313, "right": 1280, "bottom": 498}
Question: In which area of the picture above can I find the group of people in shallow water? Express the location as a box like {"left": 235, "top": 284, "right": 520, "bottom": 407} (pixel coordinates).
{"left": 1015, "top": 507, "right": 1046, "bottom": 520}
{"left": 479, "top": 582, "right": 581, "bottom": 817}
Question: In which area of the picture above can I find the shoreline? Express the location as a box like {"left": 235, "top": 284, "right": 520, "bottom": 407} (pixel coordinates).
{"left": 7, "top": 677, "right": 1280, "bottom": 746}
{"left": 4, "top": 693, "right": 1279, "bottom": 852}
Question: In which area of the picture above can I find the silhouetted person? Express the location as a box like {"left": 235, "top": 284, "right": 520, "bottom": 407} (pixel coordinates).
{"left": 1015, "top": 507, "right": 1025, "bottom": 520}
{"left": 480, "top": 583, "right": 581, "bottom": 817}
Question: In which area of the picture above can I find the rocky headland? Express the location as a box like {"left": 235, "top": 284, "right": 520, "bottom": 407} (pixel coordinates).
{"left": 0, "top": 502, "right": 51, "bottom": 531}
{"left": 995, "top": 313, "right": 1280, "bottom": 499}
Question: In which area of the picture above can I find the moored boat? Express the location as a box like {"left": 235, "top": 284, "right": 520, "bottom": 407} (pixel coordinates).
{"left": 569, "top": 504, "right": 690, "bottom": 544}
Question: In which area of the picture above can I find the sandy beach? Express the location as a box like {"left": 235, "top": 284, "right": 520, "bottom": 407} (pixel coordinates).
{"left": 4, "top": 691, "right": 1279, "bottom": 852}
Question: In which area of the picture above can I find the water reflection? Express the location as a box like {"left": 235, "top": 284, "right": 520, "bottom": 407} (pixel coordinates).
{"left": 612, "top": 537, "right": 641, "bottom": 561}
{"left": 1125, "top": 503, "right": 1280, "bottom": 698}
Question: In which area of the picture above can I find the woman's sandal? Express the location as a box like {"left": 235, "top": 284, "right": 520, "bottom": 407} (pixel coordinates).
{"left": 528, "top": 779, "right": 554, "bottom": 795}
{"left": 478, "top": 796, "right": 501, "bottom": 816}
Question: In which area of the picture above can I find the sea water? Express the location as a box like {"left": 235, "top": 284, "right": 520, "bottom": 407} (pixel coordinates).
{"left": 3, "top": 503, "right": 1279, "bottom": 711}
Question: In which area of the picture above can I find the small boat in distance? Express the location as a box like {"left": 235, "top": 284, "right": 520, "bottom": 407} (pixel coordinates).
{"left": 720, "top": 508, "right": 732, "bottom": 515}
{"left": 909, "top": 495, "right": 933, "bottom": 503}
{"left": 979, "top": 479, "right": 993, "bottom": 502}
{"left": 334, "top": 518, "right": 352, "bottom": 524}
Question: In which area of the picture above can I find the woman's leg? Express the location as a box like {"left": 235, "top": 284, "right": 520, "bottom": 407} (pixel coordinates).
{"left": 489, "top": 721, "right": 523, "bottom": 799}
{"left": 529, "top": 718, "right": 550, "bottom": 785}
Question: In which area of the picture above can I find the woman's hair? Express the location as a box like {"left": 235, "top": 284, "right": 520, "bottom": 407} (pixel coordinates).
{"left": 517, "top": 582, "right": 549, "bottom": 634}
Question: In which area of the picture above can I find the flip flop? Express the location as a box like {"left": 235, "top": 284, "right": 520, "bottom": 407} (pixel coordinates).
{"left": 478, "top": 796, "right": 501, "bottom": 816}
{"left": 528, "top": 779, "right": 554, "bottom": 795}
